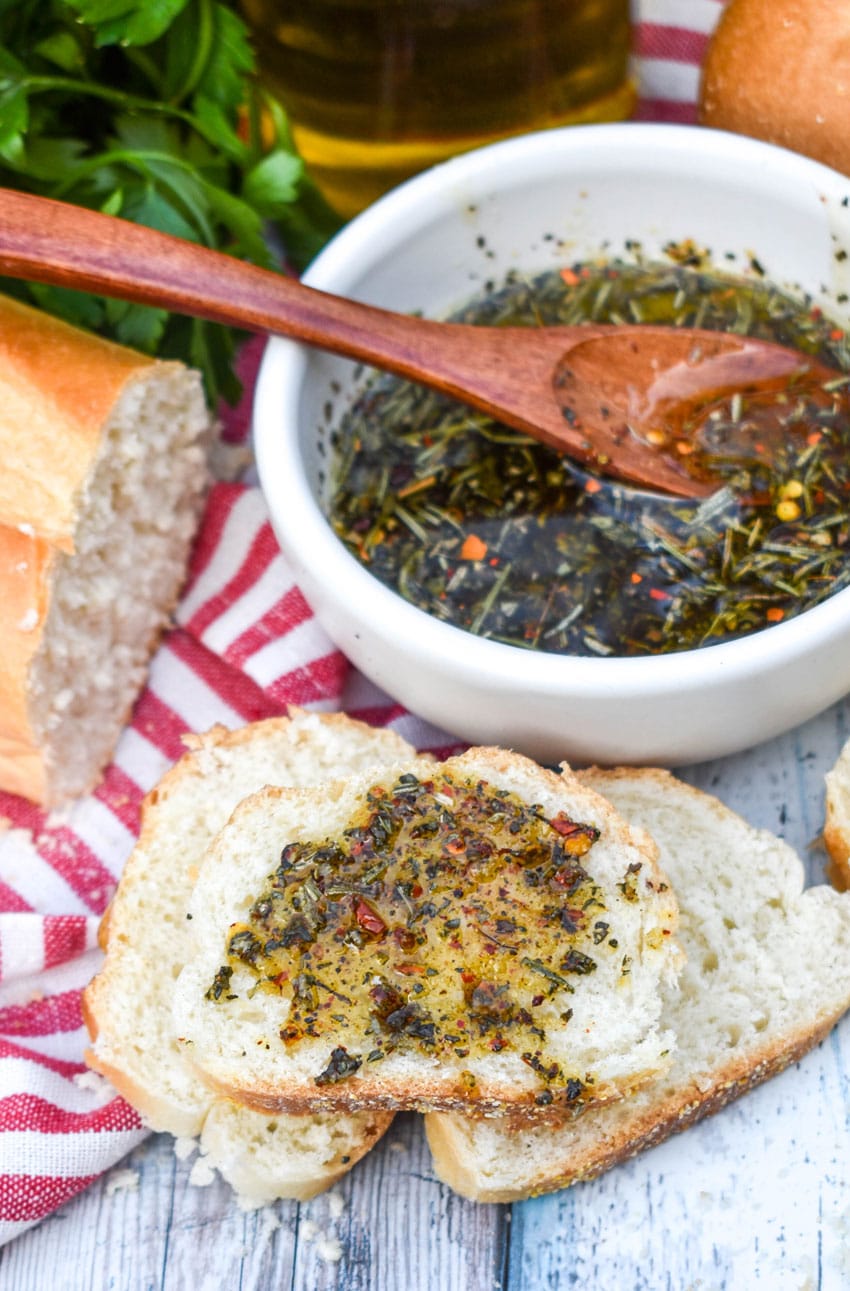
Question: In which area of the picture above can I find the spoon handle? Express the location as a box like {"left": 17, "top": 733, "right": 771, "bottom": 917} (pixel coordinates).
{"left": 0, "top": 187, "right": 529, "bottom": 390}
{"left": 0, "top": 187, "right": 613, "bottom": 473}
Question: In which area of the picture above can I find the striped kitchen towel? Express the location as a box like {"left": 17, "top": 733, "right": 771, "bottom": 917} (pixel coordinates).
{"left": 0, "top": 3, "right": 726, "bottom": 1246}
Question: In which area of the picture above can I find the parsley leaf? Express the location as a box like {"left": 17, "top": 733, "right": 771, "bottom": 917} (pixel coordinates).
{"left": 0, "top": 0, "right": 341, "bottom": 406}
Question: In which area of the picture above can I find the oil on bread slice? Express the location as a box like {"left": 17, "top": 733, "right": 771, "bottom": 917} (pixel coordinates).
{"left": 424, "top": 768, "right": 850, "bottom": 1202}
{"left": 83, "top": 709, "right": 413, "bottom": 1202}
{"left": 173, "top": 748, "right": 681, "bottom": 1118}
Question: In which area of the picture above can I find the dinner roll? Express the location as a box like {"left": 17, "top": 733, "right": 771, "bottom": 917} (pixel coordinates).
{"left": 699, "top": 0, "right": 850, "bottom": 177}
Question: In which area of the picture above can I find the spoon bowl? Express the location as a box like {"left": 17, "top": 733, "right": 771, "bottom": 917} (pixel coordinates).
{"left": 0, "top": 186, "right": 836, "bottom": 498}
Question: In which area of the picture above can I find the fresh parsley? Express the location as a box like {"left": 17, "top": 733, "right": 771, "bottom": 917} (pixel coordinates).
{"left": 0, "top": 0, "right": 340, "bottom": 404}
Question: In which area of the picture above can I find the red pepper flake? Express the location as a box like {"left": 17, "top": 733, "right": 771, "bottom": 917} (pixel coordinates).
{"left": 831, "top": 328, "right": 845, "bottom": 340}
{"left": 560, "top": 267, "right": 579, "bottom": 286}
{"left": 649, "top": 587, "right": 671, "bottom": 601}
{"left": 630, "top": 572, "right": 643, "bottom": 585}
{"left": 549, "top": 814, "right": 598, "bottom": 856}
{"left": 459, "top": 533, "right": 488, "bottom": 561}
{"left": 808, "top": 431, "right": 823, "bottom": 446}
{"left": 584, "top": 478, "right": 602, "bottom": 494}
{"left": 766, "top": 607, "right": 785, "bottom": 622}
{"left": 355, "top": 899, "right": 387, "bottom": 938}
{"left": 395, "top": 961, "right": 426, "bottom": 976}
{"left": 549, "top": 812, "right": 580, "bottom": 836}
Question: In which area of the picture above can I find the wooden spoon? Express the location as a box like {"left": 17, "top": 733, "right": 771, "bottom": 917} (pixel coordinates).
{"left": 0, "top": 188, "right": 838, "bottom": 498}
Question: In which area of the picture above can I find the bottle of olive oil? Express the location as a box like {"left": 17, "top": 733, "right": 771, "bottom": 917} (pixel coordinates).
{"left": 241, "top": 0, "right": 634, "bottom": 218}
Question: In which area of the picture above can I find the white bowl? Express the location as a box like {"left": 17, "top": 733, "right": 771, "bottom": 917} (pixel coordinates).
{"left": 254, "top": 122, "right": 850, "bottom": 767}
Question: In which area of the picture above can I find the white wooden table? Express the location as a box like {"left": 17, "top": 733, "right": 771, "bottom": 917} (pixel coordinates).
{"left": 3, "top": 696, "right": 850, "bottom": 1291}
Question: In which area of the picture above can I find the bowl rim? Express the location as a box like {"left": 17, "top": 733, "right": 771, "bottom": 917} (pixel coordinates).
{"left": 254, "top": 121, "right": 850, "bottom": 698}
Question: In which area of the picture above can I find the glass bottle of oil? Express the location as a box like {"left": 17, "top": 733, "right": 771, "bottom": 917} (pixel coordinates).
{"left": 241, "top": 0, "right": 634, "bottom": 219}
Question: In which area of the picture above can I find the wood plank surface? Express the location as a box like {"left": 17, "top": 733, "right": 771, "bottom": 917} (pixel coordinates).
{"left": 3, "top": 696, "right": 850, "bottom": 1291}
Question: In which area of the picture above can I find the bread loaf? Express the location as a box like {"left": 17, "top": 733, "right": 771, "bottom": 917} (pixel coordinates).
{"left": 699, "top": 0, "right": 850, "bottom": 177}
{"left": 83, "top": 711, "right": 412, "bottom": 1201}
{"left": 172, "top": 749, "right": 681, "bottom": 1119}
{"left": 0, "top": 293, "right": 210, "bottom": 804}
{"left": 425, "top": 768, "right": 850, "bottom": 1202}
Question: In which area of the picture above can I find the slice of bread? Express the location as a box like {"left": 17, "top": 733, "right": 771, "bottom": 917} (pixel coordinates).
{"left": 0, "top": 292, "right": 211, "bottom": 804}
{"left": 824, "top": 739, "right": 850, "bottom": 890}
{"left": 173, "top": 749, "right": 681, "bottom": 1118}
{"left": 83, "top": 710, "right": 413, "bottom": 1200}
{"left": 424, "top": 768, "right": 850, "bottom": 1202}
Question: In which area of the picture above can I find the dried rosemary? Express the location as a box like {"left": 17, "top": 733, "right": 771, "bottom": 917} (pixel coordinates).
{"left": 327, "top": 257, "right": 850, "bottom": 656}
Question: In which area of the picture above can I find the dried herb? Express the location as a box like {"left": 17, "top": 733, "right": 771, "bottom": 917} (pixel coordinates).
{"left": 328, "top": 256, "right": 850, "bottom": 656}
{"left": 208, "top": 769, "right": 618, "bottom": 1099}
{"left": 314, "top": 1046, "right": 362, "bottom": 1085}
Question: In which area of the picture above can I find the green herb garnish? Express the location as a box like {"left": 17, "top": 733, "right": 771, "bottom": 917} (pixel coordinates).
{"left": 0, "top": 0, "right": 340, "bottom": 403}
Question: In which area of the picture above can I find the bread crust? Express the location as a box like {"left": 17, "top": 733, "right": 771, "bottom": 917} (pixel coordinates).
{"left": 0, "top": 293, "right": 153, "bottom": 550}
{"left": 0, "top": 294, "right": 210, "bottom": 805}
{"left": 699, "top": 0, "right": 850, "bottom": 176}
{"left": 0, "top": 526, "right": 54, "bottom": 801}
{"left": 424, "top": 1016, "right": 840, "bottom": 1202}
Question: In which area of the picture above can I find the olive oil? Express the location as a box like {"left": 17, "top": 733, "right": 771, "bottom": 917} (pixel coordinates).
{"left": 209, "top": 769, "right": 606, "bottom": 1100}
{"left": 328, "top": 257, "right": 850, "bottom": 657}
{"left": 241, "top": 0, "right": 634, "bottom": 217}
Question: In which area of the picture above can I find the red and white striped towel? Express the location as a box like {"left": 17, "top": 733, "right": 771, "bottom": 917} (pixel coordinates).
{"left": 0, "top": 5, "right": 725, "bottom": 1245}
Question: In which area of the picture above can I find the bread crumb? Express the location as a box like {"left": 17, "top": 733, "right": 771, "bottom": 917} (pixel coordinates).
{"left": 300, "top": 1219, "right": 318, "bottom": 1241}
{"left": 105, "top": 1168, "right": 139, "bottom": 1196}
{"left": 314, "top": 1235, "right": 343, "bottom": 1263}
{"left": 189, "top": 1156, "right": 217, "bottom": 1187}
{"left": 173, "top": 1136, "right": 198, "bottom": 1161}
{"left": 256, "top": 1209, "right": 281, "bottom": 1239}
{"left": 44, "top": 808, "right": 72, "bottom": 830}
{"left": 73, "top": 1070, "right": 116, "bottom": 1107}
{"left": 327, "top": 1190, "right": 345, "bottom": 1220}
